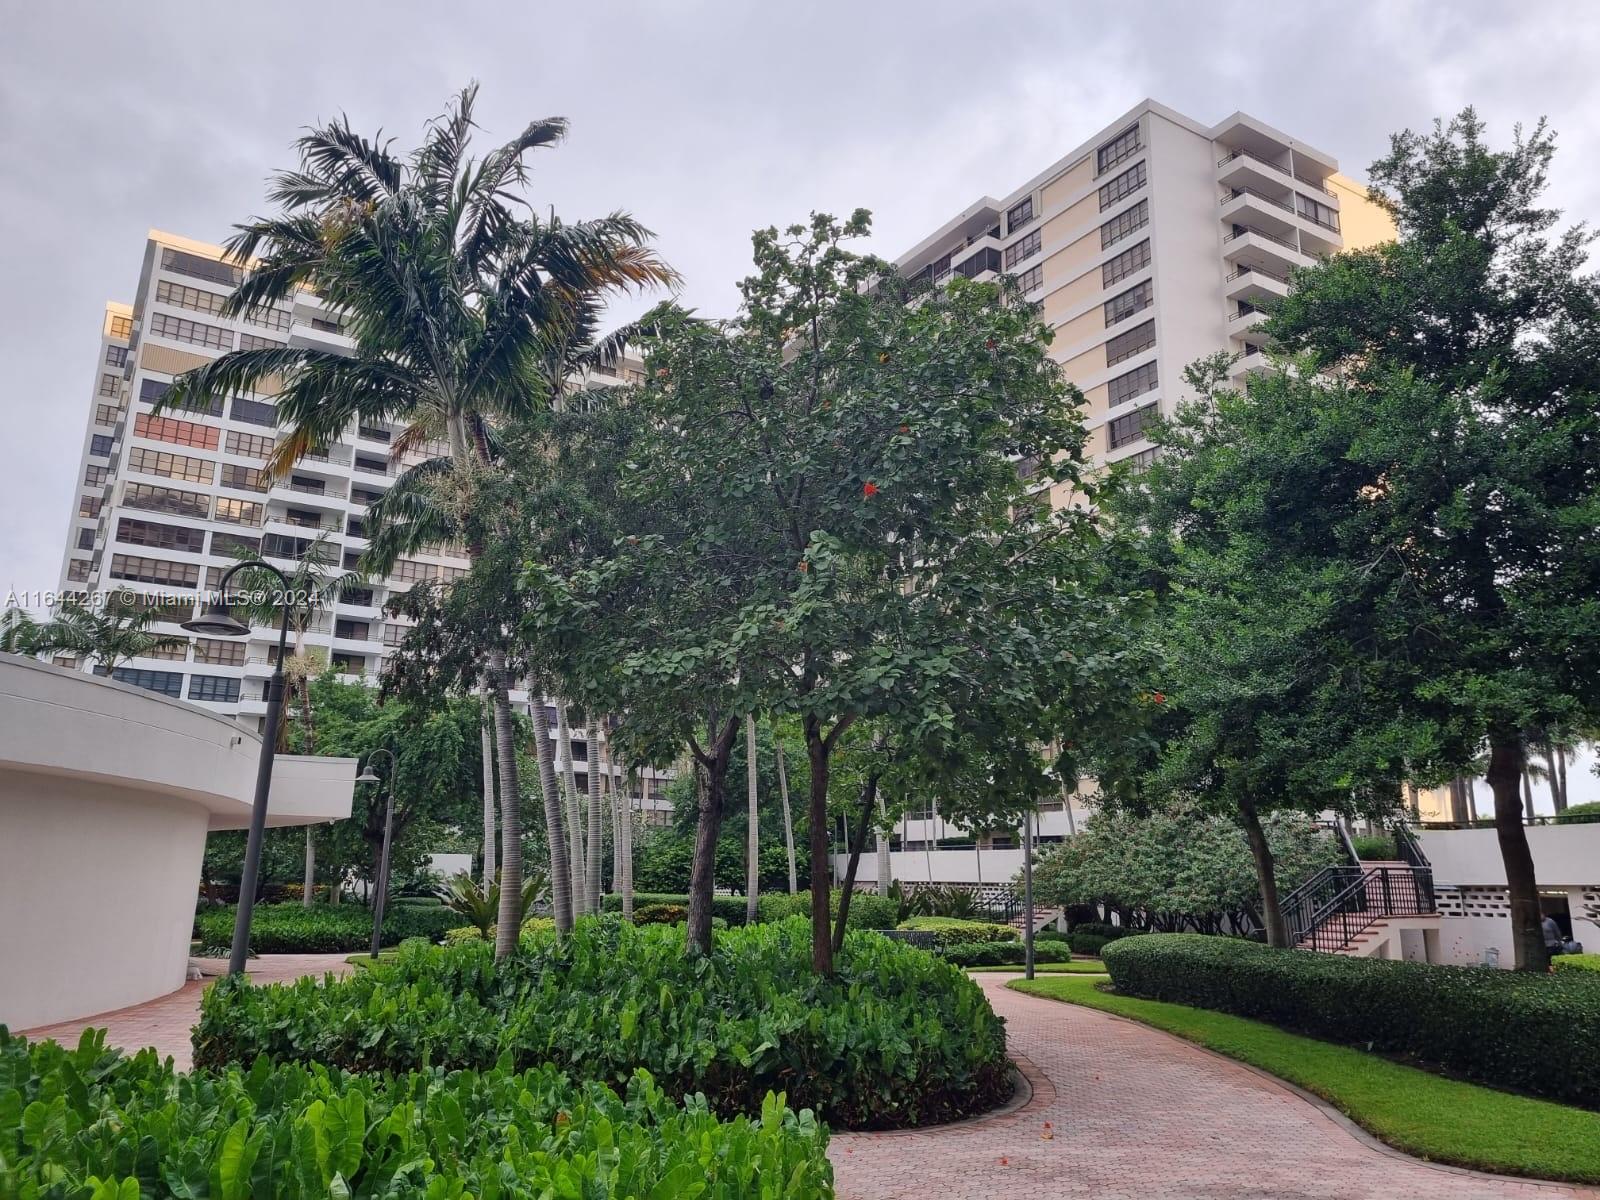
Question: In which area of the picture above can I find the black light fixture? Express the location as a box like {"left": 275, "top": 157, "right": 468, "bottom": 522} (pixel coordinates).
{"left": 182, "top": 558, "right": 292, "bottom": 977}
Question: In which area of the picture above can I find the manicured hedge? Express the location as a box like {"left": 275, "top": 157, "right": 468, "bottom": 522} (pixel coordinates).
{"left": 194, "top": 917, "right": 1011, "bottom": 1130}
{"left": 939, "top": 940, "right": 1074, "bottom": 967}
{"left": 603, "top": 891, "right": 752, "bottom": 926}
{"left": 897, "top": 916, "right": 1019, "bottom": 950}
{"left": 1, "top": 1026, "right": 831, "bottom": 1197}
{"left": 1555, "top": 954, "right": 1600, "bottom": 974}
{"left": 1102, "top": 933, "right": 1600, "bottom": 1108}
{"left": 194, "top": 902, "right": 458, "bottom": 954}
{"left": 1554, "top": 802, "right": 1600, "bottom": 825}
{"left": 757, "top": 890, "right": 899, "bottom": 932}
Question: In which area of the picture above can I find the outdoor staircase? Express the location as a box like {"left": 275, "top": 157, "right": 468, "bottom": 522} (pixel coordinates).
{"left": 1008, "top": 906, "right": 1065, "bottom": 935}
{"left": 1283, "top": 826, "right": 1439, "bottom": 957}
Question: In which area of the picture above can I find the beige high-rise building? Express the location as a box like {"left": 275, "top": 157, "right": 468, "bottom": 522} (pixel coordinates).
{"left": 52, "top": 230, "right": 672, "bottom": 823}
{"left": 892, "top": 99, "right": 1395, "bottom": 506}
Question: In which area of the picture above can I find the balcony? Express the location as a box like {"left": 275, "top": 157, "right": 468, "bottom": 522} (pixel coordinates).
{"left": 1220, "top": 186, "right": 1297, "bottom": 239}
{"left": 1220, "top": 225, "right": 1312, "bottom": 276}
{"left": 265, "top": 509, "right": 341, "bottom": 535}
{"left": 1223, "top": 264, "right": 1291, "bottom": 305}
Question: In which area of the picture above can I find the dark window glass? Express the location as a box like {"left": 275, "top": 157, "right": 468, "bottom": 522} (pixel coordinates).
{"left": 160, "top": 247, "right": 242, "bottom": 287}
{"left": 188, "top": 674, "right": 241, "bottom": 703}
{"left": 1102, "top": 240, "right": 1151, "bottom": 287}
{"left": 1100, "top": 199, "right": 1149, "bottom": 249}
{"left": 1097, "top": 161, "right": 1147, "bottom": 211}
{"left": 1003, "top": 229, "right": 1041, "bottom": 270}
{"left": 1105, "top": 319, "right": 1156, "bottom": 367}
{"left": 1006, "top": 196, "right": 1034, "bottom": 233}
{"left": 1096, "top": 125, "right": 1141, "bottom": 174}
{"left": 110, "top": 668, "right": 183, "bottom": 698}
{"left": 230, "top": 397, "right": 276, "bottom": 427}
{"left": 1104, "top": 280, "right": 1154, "bottom": 327}
{"left": 1108, "top": 402, "right": 1159, "bottom": 448}
{"left": 90, "top": 434, "right": 114, "bottom": 456}
{"left": 1107, "top": 361, "right": 1159, "bottom": 408}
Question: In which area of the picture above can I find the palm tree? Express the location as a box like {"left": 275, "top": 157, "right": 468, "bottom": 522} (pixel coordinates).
{"left": 557, "top": 702, "right": 587, "bottom": 914}
{"left": 4, "top": 598, "right": 186, "bottom": 675}
{"left": 772, "top": 717, "right": 798, "bottom": 894}
{"left": 157, "top": 84, "right": 676, "bottom": 957}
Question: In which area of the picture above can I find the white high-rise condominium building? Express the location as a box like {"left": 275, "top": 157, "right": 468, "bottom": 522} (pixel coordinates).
{"left": 52, "top": 230, "right": 673, "bottom": 824}
{"left": 870, "top": 99, "right": 1398, "bottom": 885}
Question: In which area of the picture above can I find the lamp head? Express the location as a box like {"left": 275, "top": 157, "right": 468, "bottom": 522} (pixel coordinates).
{"left": 356, "top": 766, "right": 380, "bottom": 784}
{"left": 181, "top": 598, "right": 249, "bottom": 637}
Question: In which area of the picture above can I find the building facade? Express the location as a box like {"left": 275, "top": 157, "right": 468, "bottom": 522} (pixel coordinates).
{"left": 879, "top": 99, "right": 1398, "bottom": 874}
{"left": 52, "top": 230, "right": 670, "bottom": 818}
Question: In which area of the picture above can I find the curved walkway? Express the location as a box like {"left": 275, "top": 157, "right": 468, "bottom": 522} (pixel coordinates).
{"left": 830, "top": 973, "right": 1599, "bottom": 1200}
{"left": 18, "top": 953, "right": 352, "bottom": 1071}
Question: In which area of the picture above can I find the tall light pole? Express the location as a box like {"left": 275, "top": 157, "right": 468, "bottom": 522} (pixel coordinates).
{"left": 356, "top": 747, "right": 398, "bottom": 960}
{"left": 182, "top": 559, "right": 293, "bottom": 977}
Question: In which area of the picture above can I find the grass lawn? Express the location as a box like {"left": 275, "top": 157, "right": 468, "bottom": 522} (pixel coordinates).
{"left": 966, "top": 960, "right": 1107, "bottom": 974}
{"left": 1011, "top": 975, "right": 1600, "bottom": 1185}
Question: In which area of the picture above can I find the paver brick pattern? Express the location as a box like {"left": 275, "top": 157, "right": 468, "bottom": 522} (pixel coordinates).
{"left": 829, "top": 973, "right": 1599, "bottom": 1200}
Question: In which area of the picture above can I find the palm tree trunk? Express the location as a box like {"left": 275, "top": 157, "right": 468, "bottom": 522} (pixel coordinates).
{"left": 875, "top": 794, "right": 892, "bottom": 896}
{"left": 557, "top": 703, "right": 587, "bottom": 914}
{"left": 1545, "top": 744, "right": 1567, "bottom": 813}
{"left": 833, "top": 769, "right": 882, "bottom": 954}
{"left": 303, "top": 828, "right": 316, "bottom": 908}
{"left": 487, "top": 654, "right": 523, "bottom": 961}
{"left": 773, "top": 723, "right": 797, "bottom": 894}
{"left": 480, "top": 693, "right": 496, "bottom": 888}
{"left": 621, "top": 768, "right": 635, "bottom": 921}
{"left": 529, "top": 695, "right": 573, "bottom": 932}
{"left": 745, "top": 714, "right": 761, "bottom": 924}
{"left": 1522, "top": 770, "right": 1537, "bottom": 820}
{"left": 585, "top": 720, "right": 604, "bottom": 913}
{"left": 803, "top": 718, "right": 835, "bottom": 975}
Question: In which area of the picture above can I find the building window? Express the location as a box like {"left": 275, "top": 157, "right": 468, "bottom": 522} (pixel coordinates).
{"left": 230, "top": 397, "right": 276, "bottom": 427}
{"left": 383, "top": 621, "right": 411, "bottom": 647}
{"left": 105, "top": 345, "right": 128, "bottom": 368}
{"left": 335, "top": 619, "right": 370, "bottom": 641}
{"left": 954, "top": 246, "right": 1001, "bottom": 278}
{"left": 160, "top": 247, "right": 242, "bottom": 287}
{"left": 98, "top": 373, "right": 120, "bottom": 398}
{"left": 128, "top": 446, "right": 213, "bottom": 485}
{"left": 1108, "top": 402, "right": 1159, "bottom": 449}
{"left": 109, "top": 668, "right": 183, "bottom": 698}
{"left": 188, "top": 674, "right": 241, "bottom": 703}
{"left": 84, "top": 464, "right": 109, "bottom": 488}
{"left": 1104, "top": 280, "right": 1154, "bottom": 327}
{"left": 116, "top": 517, "right": 206, "bottom": 555}
{"left": 94, "top": 403, "right": 121, "bottom": 427}
{"left": 1096, "top": 124, "right": 1141, "bottom": 175}
{"left": 109, "top": 554, "right": 200, "bottom": 588}
{"left": 1006, "top": 196, "right": 1034, "bottom": 234}
{"left": 77, "top": 528, "right": 95, "bottom": 550}
{"left": 1296, "top": 193, "right": 1339, "bottom": 231}
{"left": 1107, "top": 360, "right": 1159, "bottom": 407}
{"left": 390, "top": 558, "right": 434, "bottom": 584}
{"left": 194, "top": 638, "right": 246, "bottom": 666}
{"left": 1102, "top": 239, "right": 1151, "bottom": 287}
{"left": 148, "top": 311, "right": 233, "bottom": 351}
{"left": 155, "top": 279, "right": 229, "bottom": 318}
{"left": 108, "top": 315, "right": 133, "bottom": 340}
{"left": 1122, "top": 447, "right": 1158, "bottom": 473}
{"left": 354, "top": 454, "right": 389, "bottom": 475}
{"left": 220, "top": 463, "right": 268, "bottom": 493}
{"left": 1105, "top": 319, "right": 1156, "bottom": 367}
{"left": 134, "top": 412, "right": 218, "bottom": 451}
{"left": 310, "top": 317, "right": 344, "bottom": 335}
{"left": 225, "top": 430, "right": 274, "bottom": 459}
{"left": 1016, "top": 264, "right": 1044, "bottom": 293}
{"left": 210, "top": 531, "right": 262, "bottom": 557}
{"left": 1100, "top": 199, "right": 1149, "bottom": 249}
{"left": 89, "top": 434, "right": 115, "bottom": 457}
{"left": 78, "top": 495, "right": 103, "bottom": 518}
{"left": 1003, "top": 228, "right": 1042, "bottom": 270}
{"left": 124, "top": 482, "right": 210, "bottom": 519}
{"left": 1098, "top": 161, "right": 1147, "bottom": 211}
{"left": 66, "top": 559, "right": 92, "bottom": 582}
{"left": 243, "top": 305, "right": 292, "bottom": 333}
{"left": 140, "top": 377, "right": 223, "bottom": 417}
{"left": 331, "top": 652, "right": 364, "bottom": 674}
{"left": 238, "top": 332, "right": 284, "bottom": 353}
{"left": 358, "top": 425, "right": 392, "bottom": 443}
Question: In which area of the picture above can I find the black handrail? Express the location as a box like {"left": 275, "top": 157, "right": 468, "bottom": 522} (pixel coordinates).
{"left": 1283, "top": 864, "right": 1436, "bottom": 952}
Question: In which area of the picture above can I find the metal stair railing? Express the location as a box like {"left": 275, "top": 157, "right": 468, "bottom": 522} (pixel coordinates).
{"left": 1283, "top": 863, "right": 1436, "bottom": 953}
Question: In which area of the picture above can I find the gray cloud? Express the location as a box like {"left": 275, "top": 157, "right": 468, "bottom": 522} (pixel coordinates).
{"left": 4, "top": 0, "right": 1598, "bottom": 602}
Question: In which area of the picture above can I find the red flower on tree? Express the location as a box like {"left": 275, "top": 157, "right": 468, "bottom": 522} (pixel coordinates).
{"left": 1152, "top": 691, "right": 1166, "bottom": 704}
{"left": 862, "top": 482, "right": 879, "bottom": 497}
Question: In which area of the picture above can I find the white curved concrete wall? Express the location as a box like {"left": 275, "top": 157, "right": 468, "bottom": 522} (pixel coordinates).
{"left": 0, "top": 655, "right": 354, "bottom": 1029}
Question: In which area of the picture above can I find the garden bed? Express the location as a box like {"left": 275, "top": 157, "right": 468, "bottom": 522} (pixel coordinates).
{"left": 194, "top": 916, "right": 1012, "bottom": 1130}
{"left": 193, "top": 901, "right": 459, "bottom": 954}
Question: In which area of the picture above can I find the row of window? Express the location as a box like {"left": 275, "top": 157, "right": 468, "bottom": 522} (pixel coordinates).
{"left": 1102, "top": 239, "right": 1151, "bottom": 287}
{"left": 1016, "top": 264, "right": 1043, "bottom": 293}
{"left": 94, "top": 403, "right": 121, "bottom": 427}
{"left": 100, "top": 666, "right": 243, "bottom": 704}
{"left": 98, "top": 372, "right": 120, "bottom": 398}
{"left": 105, "top": 345, "right": 127, "bottom": 368}
{"left": 1108, "top": 360, "right": 1159, "bottom": 409}
{"left": 160, "top": 247, "right": 242, "bottom": 288}
{"left": 1100, "top": 199, "right": 1148, "bottom": 250}
{"left": 124, "top": 481, "right": 210, "bottom": 519}
{"left": 1104, "top": 279, "right": 1153, "bottom": 327}
{"left": 1096, "top": 124, "right": 1141, "bottom": 175}
{"left": 1107, "top": 402, "right": 1158, "bottom": 449}
{"left": 1006, "top": 195, "right": 1034, "bottom": 234}
{"left": 1104, "top": 319, "right": 1156, "bottom": 368}
{"left": 135, "top": 411, "right": 218, "bottom": 450}
{"left": 116, "top": 517, "right": 206, "bottom": 554}
{"left": 89, "top": 434, "right": 114, "bottom": 457}
{"left": 108, "top": 315, "right": 133, "bottom": 340}
{"left": 109, "top": 553, "right": 200, "bottom": 587}
{"left": 78, "top": 495, "right": 103, "bottom": 518}
{"left": 1003, "top": 228, "right": 1042, "bottom": 270}
{"left": 148, "top": 311, "right": 232, "bottom": 351}
{"left": 1098, "top": 161, "right": 1146, "bottom": 211}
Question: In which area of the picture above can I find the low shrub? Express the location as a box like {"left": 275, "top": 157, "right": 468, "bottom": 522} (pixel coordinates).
{"left": 634, "top": 902, "right": 690, "bottom": 924}
{"left": 1555, "top": 802, "right": 1600, "bottom": 826}
{"left": 194, "top": 902, "right": 458, "bottom": 954}
{"left": 1036, "top": 929, "right": 1070, "bottom": 944}
{"left": 1069, "top": 921, "right": 1126, "bottom": 940}
{"left": 194, "top": 917, "right": 1011, "bottom": 1130}
{"left": 1070, "top": 931, "right": 1114, "bottom": 956}
{"left": 1101, "top": 933, "right": 1600, "bottom": 1108}
{"left": 603, "top": 891, "right": 750, "bottom": 926}
{"left": 1351, "top": 834, "right": 1398, "bottom": 860}
{"left": 898, "top": 916, "right": 1019, "bottom": 950}
{"left": 755, "top": 889, "right": 899, "bottom": 931}
{"left": 442, "top": 916, "right": 556, "bottom": 945}
{"left": 939, "top": 940, "right": 1074, "bottom": 967}
{"left": 2, "top": 1026, "right": 831, "bottom": 1197}
{"left": 1555, "top": 954, "right": 1600, "bottom": 974}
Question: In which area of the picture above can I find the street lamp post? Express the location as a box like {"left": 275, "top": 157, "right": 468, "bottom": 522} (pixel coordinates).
{"left": 182, "top": 559, "right": 293, "bottom": 977}
{"left": 357, "top": 748, "right": 397, "bottom": 960}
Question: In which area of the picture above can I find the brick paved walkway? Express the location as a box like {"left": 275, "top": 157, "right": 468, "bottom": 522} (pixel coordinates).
{"left": 830, "top": 973, "right": 1598, "bottom": 1200}
{"left": 18, "top": 954, "right": 352, "bottom": 1071}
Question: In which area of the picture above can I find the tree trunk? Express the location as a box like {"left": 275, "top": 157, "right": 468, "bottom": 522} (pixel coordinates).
{"left": 773, "top": 724, "right": 798, "bottom": 894}
{"left": 557, "top": 703, "right": 587, "bottom": 915}
{"left": 487, "top": 655, "right": 523, "bottom": 961}
{"left": 585, "top": 719, "right": 603, "bottom": 914}
{"left": 688, "top": 750, "right": 730, "bottom": 956}
{"left": 302, "top": 828, "right": 316, "bottom": 908}
{"left": 1522, "top": 770, "right": 1537, "bottom": 821}
{"left": 1486, "top": 734, "right": 1548, "bottom": 972}
{"left": 804, "top": 719, "right": 835, "bottom": 975}
{"left": 529, "top": 695, "right": 573, "bottom": 932}
{"left": 1238, "top": 796, "right": 1288, "bottom": 949}
{"left": 620, "top": 768, "right": 636, "bottom": 921}
{"left": 832, "top": 770, "right": 881, "bottom": 954}
{"left": 746, "top": 714, "right": 760, "bottom": 924}
{"left": 875, "top": 793, "right": 892, "bottom": 896}
{"left": 1545, "top": 744, "right": 1567, "bottom": 813}
{"left": 480, "top": 694, "right": 496, "bottom": 887}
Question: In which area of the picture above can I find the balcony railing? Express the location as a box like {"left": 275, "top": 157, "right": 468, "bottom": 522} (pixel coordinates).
{"left": 296, "top": 445, "right": 353, "bottom": 466}
{"left": 1222, "top": 186, "right": 1294, "bottom": 215}
{"left": 1217, "top": 146, "right": 1337, "bottom": 199}
{"left": 1224, "top": 265, "right": 1291, "bottom": 286}
{"left": 1221, "top": 225, "right": 1300, "bottom": 252}
{"left": 281, "top": 480, "right": 347, "bottom": 499}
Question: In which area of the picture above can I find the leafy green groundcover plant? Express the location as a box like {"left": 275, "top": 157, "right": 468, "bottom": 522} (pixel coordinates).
{"left": 194, "top": 902, "right": 458, "bottom": 954}
{"left": 938, "top": 941, "right": 1073, "bottom": 967}
{"left": 1555, "top": 953, "right": 1600, "bottom": 974}
{"left": 194, "top": 917, "right": 1011, "bottom": 1130}
{"left": 0, "top": 1026, "right": 831, "bottom": 1198}
{"left": 1102, "top": 934, "right": 1600, "bottom": 1108}
{"left": 897, "top": 916, "right": 1019, "bottom": 950}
